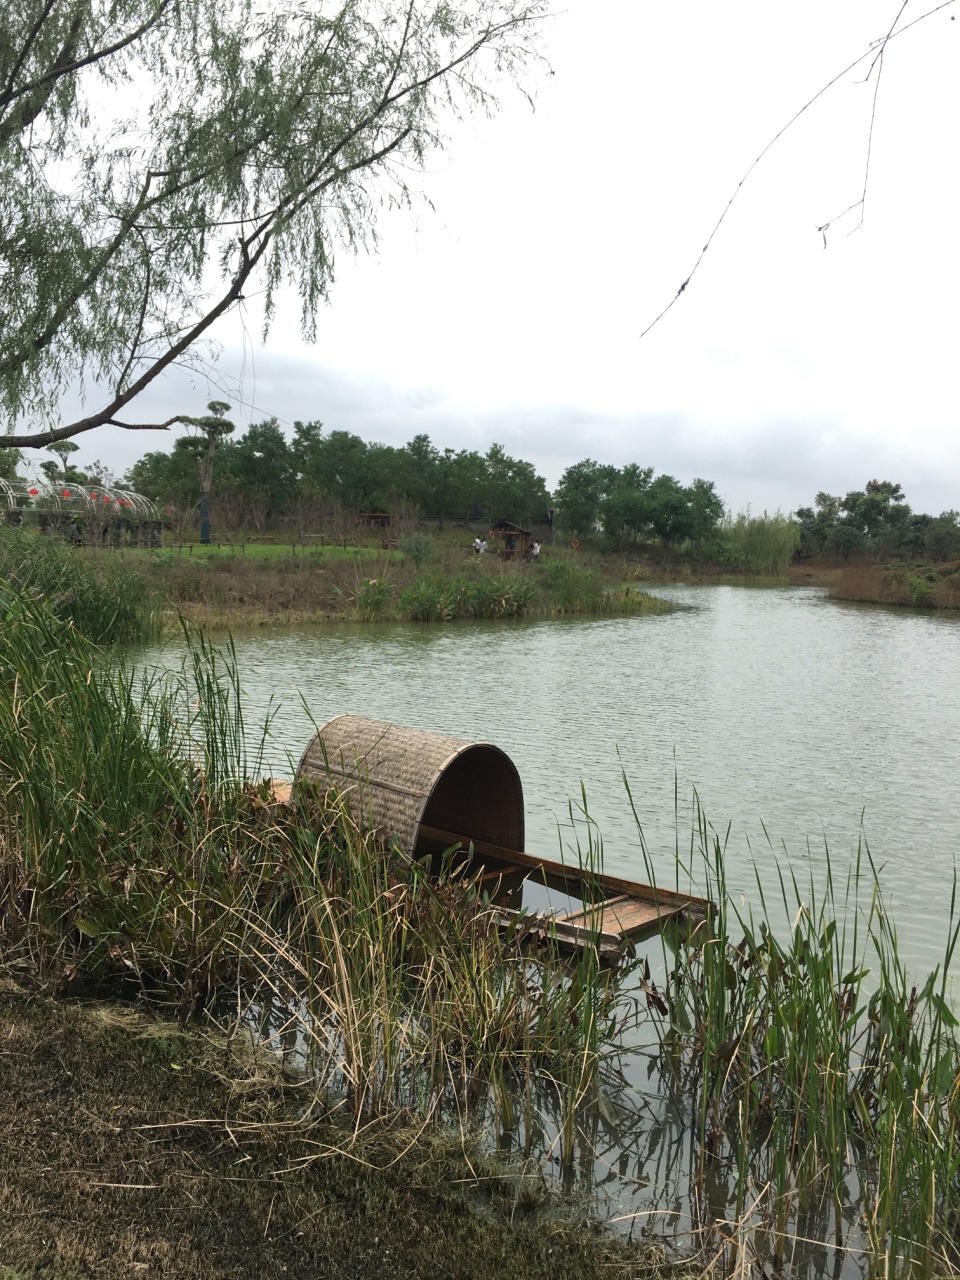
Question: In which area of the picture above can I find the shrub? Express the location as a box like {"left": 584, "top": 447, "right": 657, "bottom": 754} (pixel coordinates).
{"left": 351, "top": 574, "right": 395, "bottom": 621}
{"left": 399, "top": 533, "right": 432, "bottom": 567}
{"left": 0, "top": 528, "right": 152, "bottom": 642}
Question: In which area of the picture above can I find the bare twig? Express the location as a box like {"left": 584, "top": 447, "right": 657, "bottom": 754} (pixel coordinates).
{"left": 639, "top": 0, "right": 955, "bottom": 340}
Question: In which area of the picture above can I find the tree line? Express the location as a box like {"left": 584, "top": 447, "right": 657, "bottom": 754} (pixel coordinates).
{"left": 127, "top": 422, "right": 554, "bottom": 534}
{"left": 7, "top": 420, "right": 958, "bottom": 567}
{"left": 795, "top": 482, "right": 960, "bottom": 563}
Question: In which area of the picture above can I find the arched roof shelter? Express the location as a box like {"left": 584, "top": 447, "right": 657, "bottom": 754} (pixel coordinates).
{"left": 296, "top": 714, "right": 524, "bottom": 859}
{"left": 0, "top": 478, "right": 159, "bottom": 517}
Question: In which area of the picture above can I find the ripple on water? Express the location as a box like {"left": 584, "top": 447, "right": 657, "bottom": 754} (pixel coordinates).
{"left": 141, "top": 585, "right": 960, "bottom": 979}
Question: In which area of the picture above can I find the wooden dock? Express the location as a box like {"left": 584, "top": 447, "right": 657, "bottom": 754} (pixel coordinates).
{"left": 266, "top": 779, "right": 709, "bottom": 963}
{"left": 416, "top": 823, "right": 710, "bottom": 961}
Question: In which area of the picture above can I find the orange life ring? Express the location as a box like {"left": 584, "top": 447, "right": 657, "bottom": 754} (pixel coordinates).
{"left": 570, "top": 538, "right": 581, "bottom": 549}
{"left": 488, "top": 530, "right": 496, "bottom": 541}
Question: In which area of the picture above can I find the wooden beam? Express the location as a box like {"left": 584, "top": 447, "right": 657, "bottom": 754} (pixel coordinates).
{"left": 416, "top": 824, "right": 709, "bottom": 916}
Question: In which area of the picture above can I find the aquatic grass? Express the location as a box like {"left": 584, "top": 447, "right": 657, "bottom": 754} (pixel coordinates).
{"left": 0, "top": 577, "right": 642, "bottom": 1149}
{"left": 141, "top": 536, "right": 670, "bottom": 627}
{"left": 348, "top": 571, "right": 396, "bottom": 621}
{"left": 624, "top": 785, "right": 960, "bottom": 1277}
{"left": 536, "top": 559, "right": 605, "bottom": 612}
{"left": 229, "top": 786, "right": 642, "bottom": 1165}
{"left": 718, "top": 512, "right": 801, "bottom": 577}
{"left": 0, "top": 582, "right": 290, "bottom": 1019}
{"left": 396, "top": 568, "right": 537, "bottom": 620}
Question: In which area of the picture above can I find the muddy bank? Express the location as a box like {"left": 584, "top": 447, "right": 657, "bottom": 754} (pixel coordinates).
{"left": 0, "top": 977, "right": 683, "bottom": 1280}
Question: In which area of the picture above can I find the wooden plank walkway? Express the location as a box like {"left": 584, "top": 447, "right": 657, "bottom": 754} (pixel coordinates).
{"left": 416, "top": 824, "right": 709, "bottom": 954}
{"left": 266, "top": 785, "right": 709, "bottom": 961}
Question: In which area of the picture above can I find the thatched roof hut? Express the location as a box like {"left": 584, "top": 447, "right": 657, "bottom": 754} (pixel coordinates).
{"left": 296, "top": 714, "right": 525, "bottom": 859}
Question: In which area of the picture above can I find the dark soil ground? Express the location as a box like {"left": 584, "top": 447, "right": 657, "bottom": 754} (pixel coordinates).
{"left": 0, "top": 975, "right": 686, "bottom": 1280}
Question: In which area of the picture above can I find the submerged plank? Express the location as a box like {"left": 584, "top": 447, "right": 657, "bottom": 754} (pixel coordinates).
{"left": 495, "top": 907, "right": 629, "bottom": 964}
{"left": 417, "top": 824, "right": 709, "bottom": 917}
{"left": 559, "top": 896, "right": 686, "bottom": 941}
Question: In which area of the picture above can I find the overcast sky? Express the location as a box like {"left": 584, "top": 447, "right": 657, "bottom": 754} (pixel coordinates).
{"left": 61, "top": 0, "right": 959, "bottom": 517}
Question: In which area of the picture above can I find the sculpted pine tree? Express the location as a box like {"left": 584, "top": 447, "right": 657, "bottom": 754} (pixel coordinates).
{"left": 46, "top": 440, "right": 80, "bottom": 482}
{"left": 0, "top": 0, "right": 546, "bottom": 453}
{"left": 175, "top": 401, "right": 235, "bottom": 543}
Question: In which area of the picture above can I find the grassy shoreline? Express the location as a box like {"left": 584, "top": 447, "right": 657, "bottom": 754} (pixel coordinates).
{"left": 784, "top": 559, "right": 960, "bottom": 610}
{"left": 118, "top": 538, "right": 672, "bottom": 631}
{"left": 0, "top": 975, "right": 680, "bottom": 1280}
{"left": 5, "top": 538, "right": 960, "bottom": 1275}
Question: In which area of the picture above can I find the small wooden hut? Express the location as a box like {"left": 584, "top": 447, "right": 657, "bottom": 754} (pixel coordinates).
{"left": 486, "top": 519, "right": 530, "bottom": 561}
{"left": 297, "top": 714, "right": 525, "bottom": 870}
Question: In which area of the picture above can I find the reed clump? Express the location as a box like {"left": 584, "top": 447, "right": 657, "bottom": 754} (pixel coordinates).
{"left": 717, "top": 513, "right": 801, "bottom": 577}
{"left": 635, "top": 801, "right": 960, "bottom": 1278}
{"left": 0, "top": 527, "right": 154, "bottom": 641}
{"left": 242, "top": 798, "right": 638, "bottom": 1156}
{"left": 0, "top": 580, "right": 638, "bottom": 1170}
{"left": 344, "top": 561, "right": 666, "bottom": 622}
{"left": 0, "top": 581, "right": 293, "bottom": 1019}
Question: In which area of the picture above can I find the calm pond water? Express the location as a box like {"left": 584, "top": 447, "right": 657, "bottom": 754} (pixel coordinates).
{"left": 142, "top": 585, "right": 960, "bottom": 1266}
{"left": 147, "top": 583, "right": 960, "bottom": 979}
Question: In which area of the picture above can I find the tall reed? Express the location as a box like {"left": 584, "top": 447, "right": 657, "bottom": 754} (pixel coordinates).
{"left": 0, "top": 579, "right": 641, "bottom": 1154}
{"left": 243, "top": 799, "right": 638, "bottom": 1154}
{"left": 0, "top": 528, "right": 155, "bottom": 641}
{"left": 719, "top": 512, "right": 800, "bottom": 576}
{"left": 0, "top": 582, "right": 286, "bottom": 1019}
{"left": 631, "top": 793, "right": 960, "bottom": 1278}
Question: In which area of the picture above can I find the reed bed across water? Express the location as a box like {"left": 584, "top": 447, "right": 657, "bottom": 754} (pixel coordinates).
{"left": 627, "top": 794, "right": 960, "bottom": 1278}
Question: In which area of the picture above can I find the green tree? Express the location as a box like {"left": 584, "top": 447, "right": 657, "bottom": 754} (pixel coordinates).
{"left": 46, "top": 440, "right": 80, "bottom": 482}
{"left": 924, "top": 511, "right": 960, "bottom": 563}
{"left": 686, "top": 477, "right": 725, "bottom": 552}
{"left": 127, "top": 446, "right": 200, "bottom": 510}
{"left": 289, "top": 427, "right": 327, "bottom": 491}
{"left": 480, "top": 443, "right": 550, "bottom": 523}
{"left": 825, "top": 522, "right": 865, "bottom": 561}
{"left": 555, "top": 459, "right": 619, "bottom": 537}
{"left": 314, "top": 431, "right": 374, "bottom": 509}
{"left": 600, "top": 465, "right": 654, "bottom": 542}
{"left": 0, "top": 449, "right": 21, "bottom": 482}
{"left": 396, "top": 435, "right": 441, "bottom": 513}
{"left": 0, "top": 0, "right": 546, "bottom": 455}
{"left": 40, "top": 446, "right": 86, "bottom": 487}
{"left": 646, "top": 473, "right": 693, "bottom": 543}
{"left": 226, "top": 419, "right": 296, "bottom": 523}
{"left": 175, "top": 401, "right": 235, "bottom": 543}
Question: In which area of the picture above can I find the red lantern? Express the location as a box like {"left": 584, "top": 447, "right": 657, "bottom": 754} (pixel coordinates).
{"left": 102, "top": 494, "right": 110, "bottom": 503}
{"left": 28, "top": 487, "right": 39, "bottom": 496}
{"left": 90, "top": 491, "right": 98, "bottom": 499}
{"left": 62, "top": 489, "right": 71, "bottom": 498}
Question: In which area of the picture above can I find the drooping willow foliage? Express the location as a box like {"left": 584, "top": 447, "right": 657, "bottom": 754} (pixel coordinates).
{"left": 0, "top": 0, "right": 548, "bottom": 449}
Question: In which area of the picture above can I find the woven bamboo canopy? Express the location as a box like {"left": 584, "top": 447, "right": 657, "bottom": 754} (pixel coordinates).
{"left": 296, "top": 715, "right": 524, "bottom": 858}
